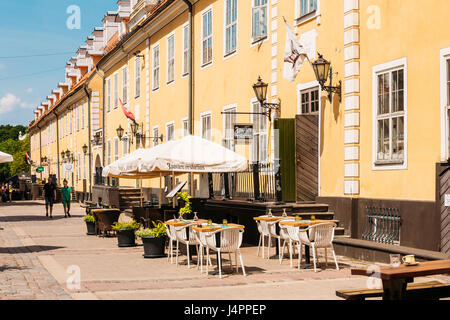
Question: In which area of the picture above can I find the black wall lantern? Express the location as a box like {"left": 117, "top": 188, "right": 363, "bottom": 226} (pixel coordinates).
{"left": 82, "top": 144, "right": 88, "bottom": 155}
{"left": 222, "top": 76, "right": 281, "bottom": 122}
{"left": 312, "top": 53, "right": 342, "bottom": 103}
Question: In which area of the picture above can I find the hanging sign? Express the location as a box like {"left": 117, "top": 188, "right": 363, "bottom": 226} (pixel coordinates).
{"left": 234, "top": 124, "right": 253, "bottom": 140}
{"left": 64, "top": 164, "right": 74, "bottom": 173}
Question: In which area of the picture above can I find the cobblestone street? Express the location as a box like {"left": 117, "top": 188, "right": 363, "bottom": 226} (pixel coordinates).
{"left": 0, "top": 201, "right": 448, "bottom": 300}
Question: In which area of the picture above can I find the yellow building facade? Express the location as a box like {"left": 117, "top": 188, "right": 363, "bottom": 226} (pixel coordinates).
{"left": 29, "top": 0, "right": 450, "bottom": 252}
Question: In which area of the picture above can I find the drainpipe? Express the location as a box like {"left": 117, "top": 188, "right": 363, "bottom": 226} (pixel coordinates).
{"left": 83, "top": 84, "right": 93, "bottom": 201}
{"left": 51, "top": 110, "right": 60, "bottom": 185}
{"left": 36, "top": 124, "right": 42, "bottom": 181}
{"left": 95, "top": 66, "right": 106, "bottom": 183}
{"left": 183, "top": 0, "right": 194, "bottom": 195}
{"left": 182, "top": 0, "right": 194, "bottom": 135}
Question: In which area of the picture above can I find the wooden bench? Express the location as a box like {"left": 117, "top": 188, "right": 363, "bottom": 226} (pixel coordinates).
{"left": 336, "top": 281, "right": 450, "bottom": 300}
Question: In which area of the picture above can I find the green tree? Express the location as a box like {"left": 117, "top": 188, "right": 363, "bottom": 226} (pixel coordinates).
{"left": 0, "top": 125, "right": 30, "bottom": 182}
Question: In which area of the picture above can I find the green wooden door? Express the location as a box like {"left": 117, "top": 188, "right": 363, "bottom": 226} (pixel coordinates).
{"left": 274, "top": 119, "right": 296, "bottom": 202}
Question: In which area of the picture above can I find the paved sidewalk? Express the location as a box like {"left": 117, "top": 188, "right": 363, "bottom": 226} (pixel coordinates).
{"left": 0, "top": 201, "right": 448, "bottom": 300}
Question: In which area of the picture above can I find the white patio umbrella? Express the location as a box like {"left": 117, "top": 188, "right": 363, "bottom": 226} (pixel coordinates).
{"left": 0, "top": 151, "right": 13, "bottom": 163}
{"left": 103, "top": 135, "right": 248, "bottom": 177}
{"left": 102, "top": 135, "right": 249, "bottom": 207}
{"left": 136, "top": 135, "right": 248, "bottom": 174}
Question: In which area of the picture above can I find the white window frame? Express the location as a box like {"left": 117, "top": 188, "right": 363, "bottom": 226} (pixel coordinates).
{"left": 152, "top": 44, "right": 160, "bottom": 91}
{"left": 201, "top": 7, "right": 213, "bottom": 68}
{"left": 81, "top": 102, "right": 85, "bottom": 130}
{"left": 76, "top": 104, "right": 80, "bottom": 131}
{"left": 166, "top": 121, "right": 175, "bottom": 141}
{"left": 114, "top": 73, "right": 119, "bottom": 109}
{"left": 372, "top": 57, "right": 408, "bottom": 171}
{"left": 107, "top": 139, "right": 111, "bottom": 165}
{"left": 106, "top": 78, "right": 111, "bottom": 113}
{"left": 122, "top": 134, "right": 129, "bottom": 156}
{"left": 122, "top": 67, "right": 128, "bottom": 105}
{"left": 167, "top": 33, "right": 175, "bottom": 84}
{"left": 182, "top": 22, "right": 190, "bottom": 77}
{"left": 250, "top": 98, "right": 269, "bottom": 164}
{"left": 223, "top": 103, "right": 237, "bottom": 151}
{"left": 251, "top": 0, "right": 268, "bottom": 44}
{"left": 135, "top": 57, "right": 141, "bottom": 98}
{"left": 182, "top": 117, "right": 189, "bottom": 136}
{"left": 224, "top": 0, "right": 238, "bottom": 58}
{"left": 299, "top": 86, "right": 320, "bottom": 115}
{"left": 114, "top": 137, "right": 119, "bottom": 161}
{"left": 152, "top": 126, "right": 160, "bottom": 146}
{"left": 296, "top": 0, "right": 319, "bottom": 20}
{"left": 440, "top": 47, "right": 450, "bottom": 161}
{"left": 200, "top": 111, "right": 212, "bottom": 141}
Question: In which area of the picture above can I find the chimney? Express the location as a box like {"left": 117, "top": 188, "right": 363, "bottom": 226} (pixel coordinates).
{"left": 102, "top": 12, "right": 120, "bottom": 49}
{"left": 76, "top": 46, "right": 90, "bottom": 76}
{"left": 52, "top": 89, "right": 62, "bottom": 102}
{"left": 58, "top": 82, "right": 70, "bottom": 96}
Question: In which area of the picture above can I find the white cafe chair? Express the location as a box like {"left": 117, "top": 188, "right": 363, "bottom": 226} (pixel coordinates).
{"left": 204, "top": 227, "right": 247, "bottom": 279}
{"left": 164, "top": 220, "right": 177, "bottom": 264}
{"left": 193, "top": 228, "right": 213, "bottom": 274}
{"left": 255, "top": 217, "right": 271, "bottom": 258}
{"left": 298, "top": 222, "right": 339, "bottom": 272}
{"left": 174, "top": 223, "right": 200, "bottom": 269}
{"left": 277, "top": 220, "right": 297, "bottom": 264}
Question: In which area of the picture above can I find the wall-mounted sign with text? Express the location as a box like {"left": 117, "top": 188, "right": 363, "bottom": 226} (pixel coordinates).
{"left": 234, "top": 124, "right": 253, "bottom": 141}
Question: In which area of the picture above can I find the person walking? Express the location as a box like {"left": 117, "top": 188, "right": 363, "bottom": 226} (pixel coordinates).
{"left": 43, "top": 177, "right": 57, "bottom": 218}
{"left": 61, "top": 179, "right": 72, "bottom": 218}
{"left": 8, "top": 181, "right": 13, "bottom": 202}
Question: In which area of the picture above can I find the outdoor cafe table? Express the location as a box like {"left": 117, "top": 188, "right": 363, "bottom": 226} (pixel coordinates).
{"left": 253, "top": 216, "right": 291, "bottom": 258}
{"left": 351, "top": 259, "right": 450, "bottom": 300}
{"left": 278, "top": 219, "right": 329, "bottom": 267}
{"left": 192, "top": 223, "right": 245, "bottom": 275}
{"left": 164, "top": 219, "right": 208, "bottom": 264}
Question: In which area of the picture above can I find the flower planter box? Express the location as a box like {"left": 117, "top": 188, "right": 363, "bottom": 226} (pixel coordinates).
{"left": 141, "top": 236, "right": 166, "bottom": 258}
{"left": 85, "top": 221, "right": 96, "bottom": 236}
{"left": 117, "top": 229, "right": 137, "bottom": 247}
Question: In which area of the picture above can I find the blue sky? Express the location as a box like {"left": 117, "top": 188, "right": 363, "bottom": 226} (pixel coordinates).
{"left": 0, "top": 0, "right": 115, "bottom": 127}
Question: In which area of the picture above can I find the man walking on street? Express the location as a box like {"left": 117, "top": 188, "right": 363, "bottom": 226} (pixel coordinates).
{"left": 43, "top": 177, "right": 56, "bottom": 218}
{"left": 61, "top": 179, "right": 72, "bottom": 218}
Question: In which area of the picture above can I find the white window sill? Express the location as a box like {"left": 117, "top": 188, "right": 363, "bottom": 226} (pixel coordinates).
{"left": 251, "top": 36, "right": 268, "bottom": 47}
{"left": 373, "top": 159, "right": 407, "bottom": 171}
{"left": 201, "top": 61, "right": 213, "bottom": 70}
{"left": 224, "top": 50, "right": 237, "bottom": 61}
{"left": 295, "top": 11, "right": 319, "bottom": 27}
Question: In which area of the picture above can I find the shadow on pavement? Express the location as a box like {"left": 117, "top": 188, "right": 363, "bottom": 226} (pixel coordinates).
{"left": 0, "top": 202, "right": 45, "bottom": 207}
{"left": 0, "top": 265, "right": 30, "bottom": 272}
{"left": 0, "top": 245, "right": 65, "bottom": 254}
{"left": 0, "top": 215, "right": 82, "bottom": 222}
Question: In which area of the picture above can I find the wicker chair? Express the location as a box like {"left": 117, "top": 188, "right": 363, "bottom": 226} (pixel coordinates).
{"left": 93, "top": 209, "right": 121, "bottom": 237}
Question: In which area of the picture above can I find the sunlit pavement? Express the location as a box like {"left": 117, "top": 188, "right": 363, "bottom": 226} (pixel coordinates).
{"left": 0, "top": 201, "right": 448, "bottom": 300}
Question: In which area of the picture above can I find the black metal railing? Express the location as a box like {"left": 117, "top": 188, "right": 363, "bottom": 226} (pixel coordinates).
{"left": 211, "top": 162, "right": 278, "bottom": 202}
{"left": 362, "top": 206, "right": 401, "bottom": 245}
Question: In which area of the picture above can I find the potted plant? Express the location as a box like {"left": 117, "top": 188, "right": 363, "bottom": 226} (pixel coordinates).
{"left": 177, "top": 192, "right": 192, "bottom": 219}
{"left": 136, "top": 221, "right": 167, "bottom": 258}
{"left": 83, "top": 215, "right": 96, "bottom": 236}
{"left": 112, "top": 221, "right": 141, "bottom": 247}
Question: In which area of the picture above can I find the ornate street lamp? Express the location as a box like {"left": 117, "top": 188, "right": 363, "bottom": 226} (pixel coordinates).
{"left": 311, "top": 53, "right": 342, "bottom": 103}
{"left": 94, "top": 132, "right": 101, "bottom": 145}
{"left": 116, "top": 125, "right": 124, "bottom": 141}
{"left": 82, "top": 144, "right": 88, "bottom": 155}
{"left": 252, "top": 76, "right": 269, "bottom": 105}
{"left": 130, "top": 121, "right": 139, "bottom": 137}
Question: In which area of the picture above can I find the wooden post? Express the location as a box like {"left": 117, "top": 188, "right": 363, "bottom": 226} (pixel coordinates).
{"left": 159, "top": 172, "right": 162, "bottom": 209}
{"left": 140, "top": 178, "right": 143, "bottom": 207}
{"left": 190, "top": 172, "right": 195, "bottom": 198}
{"left": 172, "top": 171, "right": 175, "bottom": 209}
